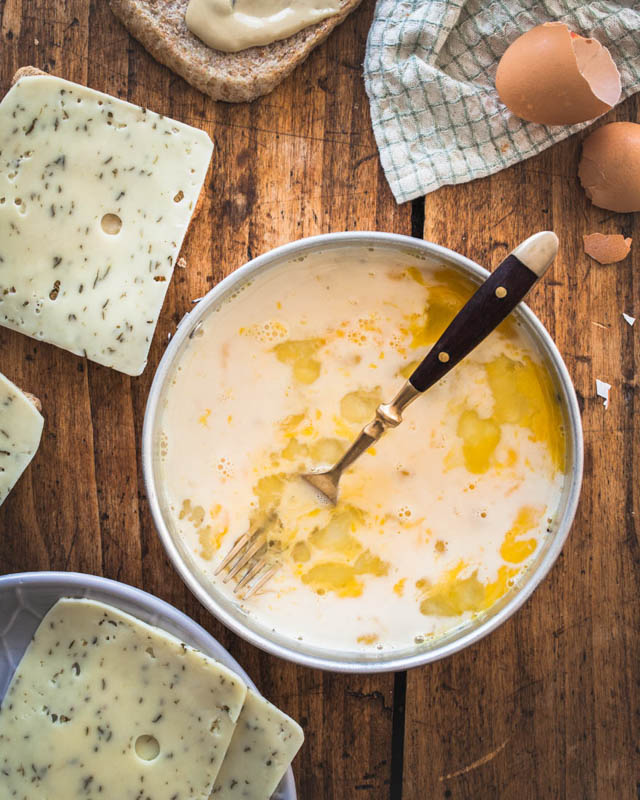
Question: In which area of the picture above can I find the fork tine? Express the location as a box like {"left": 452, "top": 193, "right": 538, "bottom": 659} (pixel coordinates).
{"left": 222, "top": 535, "right": 266, "bottom": 584}
{"left": 220, "top": 542, "right": 258, "bottom": 581}
{"left": 234, "top": 559, "right": 267, "bottom": 595}
{"left": 215, "top": 511, "right": 281, "bottom": 598}
{"left": 216, "top": 511, "right": 279, "bottom": 574}
{"left": 214, "top": 531, "right": 251, "bottom": 576}
{"left": 242, "top": 563, "right": 281, "bottom": 600}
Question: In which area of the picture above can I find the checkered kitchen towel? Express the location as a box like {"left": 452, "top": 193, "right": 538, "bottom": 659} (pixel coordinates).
{"left": 363, "top": 1, "right": 640, "bottom": 204}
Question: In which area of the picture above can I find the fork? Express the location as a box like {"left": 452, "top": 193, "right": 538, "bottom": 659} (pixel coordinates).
{"left": 216, "top": 231, "right": 558, "bottom": 598}
{"left": 214, "top": 512, "right": 282, "bottom": 599}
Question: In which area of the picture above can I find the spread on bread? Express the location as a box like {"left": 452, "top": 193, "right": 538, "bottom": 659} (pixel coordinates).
{"left": 0, "top": 73, "right": 213, "bottom": 375}
{"left": 0, "top": 372, "right": 44, "bottom": 506}
{"left": 0, "top": 598, "right": 303, "bottom": 800}
{"left": 186, "top": 0, "right": 340, "bottom": 53}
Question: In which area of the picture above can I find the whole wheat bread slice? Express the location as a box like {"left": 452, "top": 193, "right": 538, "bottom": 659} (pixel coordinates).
{"left": 109, "top": 0, "right": 362, "bottom": 103}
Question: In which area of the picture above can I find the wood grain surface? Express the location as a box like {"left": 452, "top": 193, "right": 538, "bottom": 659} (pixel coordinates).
{"left": 0, "top": 2, "right": 638, "bottom": 799}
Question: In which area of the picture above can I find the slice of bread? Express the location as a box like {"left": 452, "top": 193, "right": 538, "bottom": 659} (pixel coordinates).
{"left": 23, "top": 392, "right": 43, "bottom": 413}
{"left": 108, "top": 0, "right": 362, "bottom": 103}
{"left": 11, "top": 65, "right": 46, "bottom": 84}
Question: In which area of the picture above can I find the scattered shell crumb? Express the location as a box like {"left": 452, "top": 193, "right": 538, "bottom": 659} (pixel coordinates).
{"left": 583, "top": 233, "right": 632, "bottom": 264}
{"left": 622, "top": 312, "right": 636, "bottom": 326}
{"left": 177, "top": 257, "right": 187, "bottom": 269}
{"left": 596, "top": 379, "right": 611, "bottom": 410}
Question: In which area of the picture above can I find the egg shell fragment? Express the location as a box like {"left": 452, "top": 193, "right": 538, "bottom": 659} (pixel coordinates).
{"left": 579, "top": 122, "right": 640, "bottom": 212}
{"left": 496, "top": 22, "right": 621, "bottom": 125}
{"left": 583, "top": 233, "right": 632, "bottom": 264}
{"left": 596, "top": 379, "right": 611, "bottom": 409}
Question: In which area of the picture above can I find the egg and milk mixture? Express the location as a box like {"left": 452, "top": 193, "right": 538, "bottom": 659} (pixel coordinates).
{"left": 158, "top": 249, "right": 565, "bottom": 654}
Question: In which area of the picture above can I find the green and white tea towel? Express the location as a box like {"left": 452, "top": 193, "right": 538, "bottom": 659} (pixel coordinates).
{"left": 364, "top": 1, "right": 640, "bottom": 204}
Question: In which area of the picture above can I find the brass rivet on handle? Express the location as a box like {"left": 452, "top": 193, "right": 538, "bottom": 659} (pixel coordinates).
{"left": 495, "top": 286, "right": 507, "bottom": 298}
{"left": 438, "top": 351, "right": 450, "bottom": 363}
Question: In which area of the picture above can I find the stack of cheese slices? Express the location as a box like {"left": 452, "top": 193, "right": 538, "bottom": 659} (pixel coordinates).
{"left": 0, "top": 69, "right": 303, "bottom": 798}
{"left": 0, "top": 68, "right": 212, "bottom": 507}
{"left": 0, "top": 598, "right": 303, "bottom": 799}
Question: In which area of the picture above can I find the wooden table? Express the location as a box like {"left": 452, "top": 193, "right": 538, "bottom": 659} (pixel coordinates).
{"left": 1, "top": 2, "right": 638, "bottom": 797}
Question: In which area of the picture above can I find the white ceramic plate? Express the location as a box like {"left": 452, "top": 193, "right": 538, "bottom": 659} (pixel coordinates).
{"left": 0, "top": 571, "right": 296, "bottom": 800}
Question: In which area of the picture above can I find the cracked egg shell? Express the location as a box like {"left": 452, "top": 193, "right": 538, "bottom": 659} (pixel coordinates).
{"left": 579, "top": 123, "right": 640, "bottom": 212}
{"left": 496, "top": 23, "right": 621, "bottom": 125}
{"left": 583, "top": 233, "right": 632, "bottom": 264}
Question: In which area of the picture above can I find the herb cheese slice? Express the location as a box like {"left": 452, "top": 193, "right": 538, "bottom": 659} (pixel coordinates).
{"left": 0, "top": 73, "right": 213, "bottom": 375}
{"left": 211, "top": 688, "right": 304, "bottom": 800}
{"left": 0, "top": 371, "right": 43, "bottom": 506}
{"left": 0, "top": 598, "right": 247, "bottom": 799}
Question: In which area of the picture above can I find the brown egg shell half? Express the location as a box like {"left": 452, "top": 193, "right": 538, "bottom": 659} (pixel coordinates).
{"left": 583, "top": 233, "right": 632, "bottom": 264}
{"left": 495, "top": 22, "right": 621, "bottom": 125}
{"left": 579, "top": 122, "right": 640, "bottom": 213}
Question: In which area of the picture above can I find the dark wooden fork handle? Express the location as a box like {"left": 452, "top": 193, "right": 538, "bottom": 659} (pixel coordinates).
{"left": 409, "top": 252, "right": 543, "bottom": 394}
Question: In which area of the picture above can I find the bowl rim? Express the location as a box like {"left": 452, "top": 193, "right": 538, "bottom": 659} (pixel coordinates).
{"left": 142, "top": 231, "right": 584, "bottom": 673}
{"left": 0, "top": 570, "right": 297, "bottom": 799}
{"left": 0, "top": 571, "right": 252, "bottom": 676}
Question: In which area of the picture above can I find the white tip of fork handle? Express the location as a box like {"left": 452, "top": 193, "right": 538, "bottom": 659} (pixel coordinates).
{"left": 510, "top": 231, "right": 559, "bottom": 278}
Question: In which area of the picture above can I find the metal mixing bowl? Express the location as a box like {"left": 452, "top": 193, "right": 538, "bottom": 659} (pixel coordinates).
{"left": 142, "top": 232, "right": 583, "bottom": 673}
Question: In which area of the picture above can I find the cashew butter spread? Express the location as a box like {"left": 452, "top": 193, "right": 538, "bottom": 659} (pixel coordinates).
{"left": 186, "top": 0, "right": 340, "bottom": 53}
{"left": 156, "top": 247, "right": 567, "bottom": 656}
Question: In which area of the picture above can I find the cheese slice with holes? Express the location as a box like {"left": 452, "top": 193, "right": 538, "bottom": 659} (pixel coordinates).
{"left": 0, "top": 598, "right": 246, "bottom": 799}
{"left": 0, "top": 371, "right": 43, "bottom": 506}
{"left": 211, "top": 689, "right": 304, "bottom": 799}
{"left": 0, "top": 73, "right": 213, "bottom": 375}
